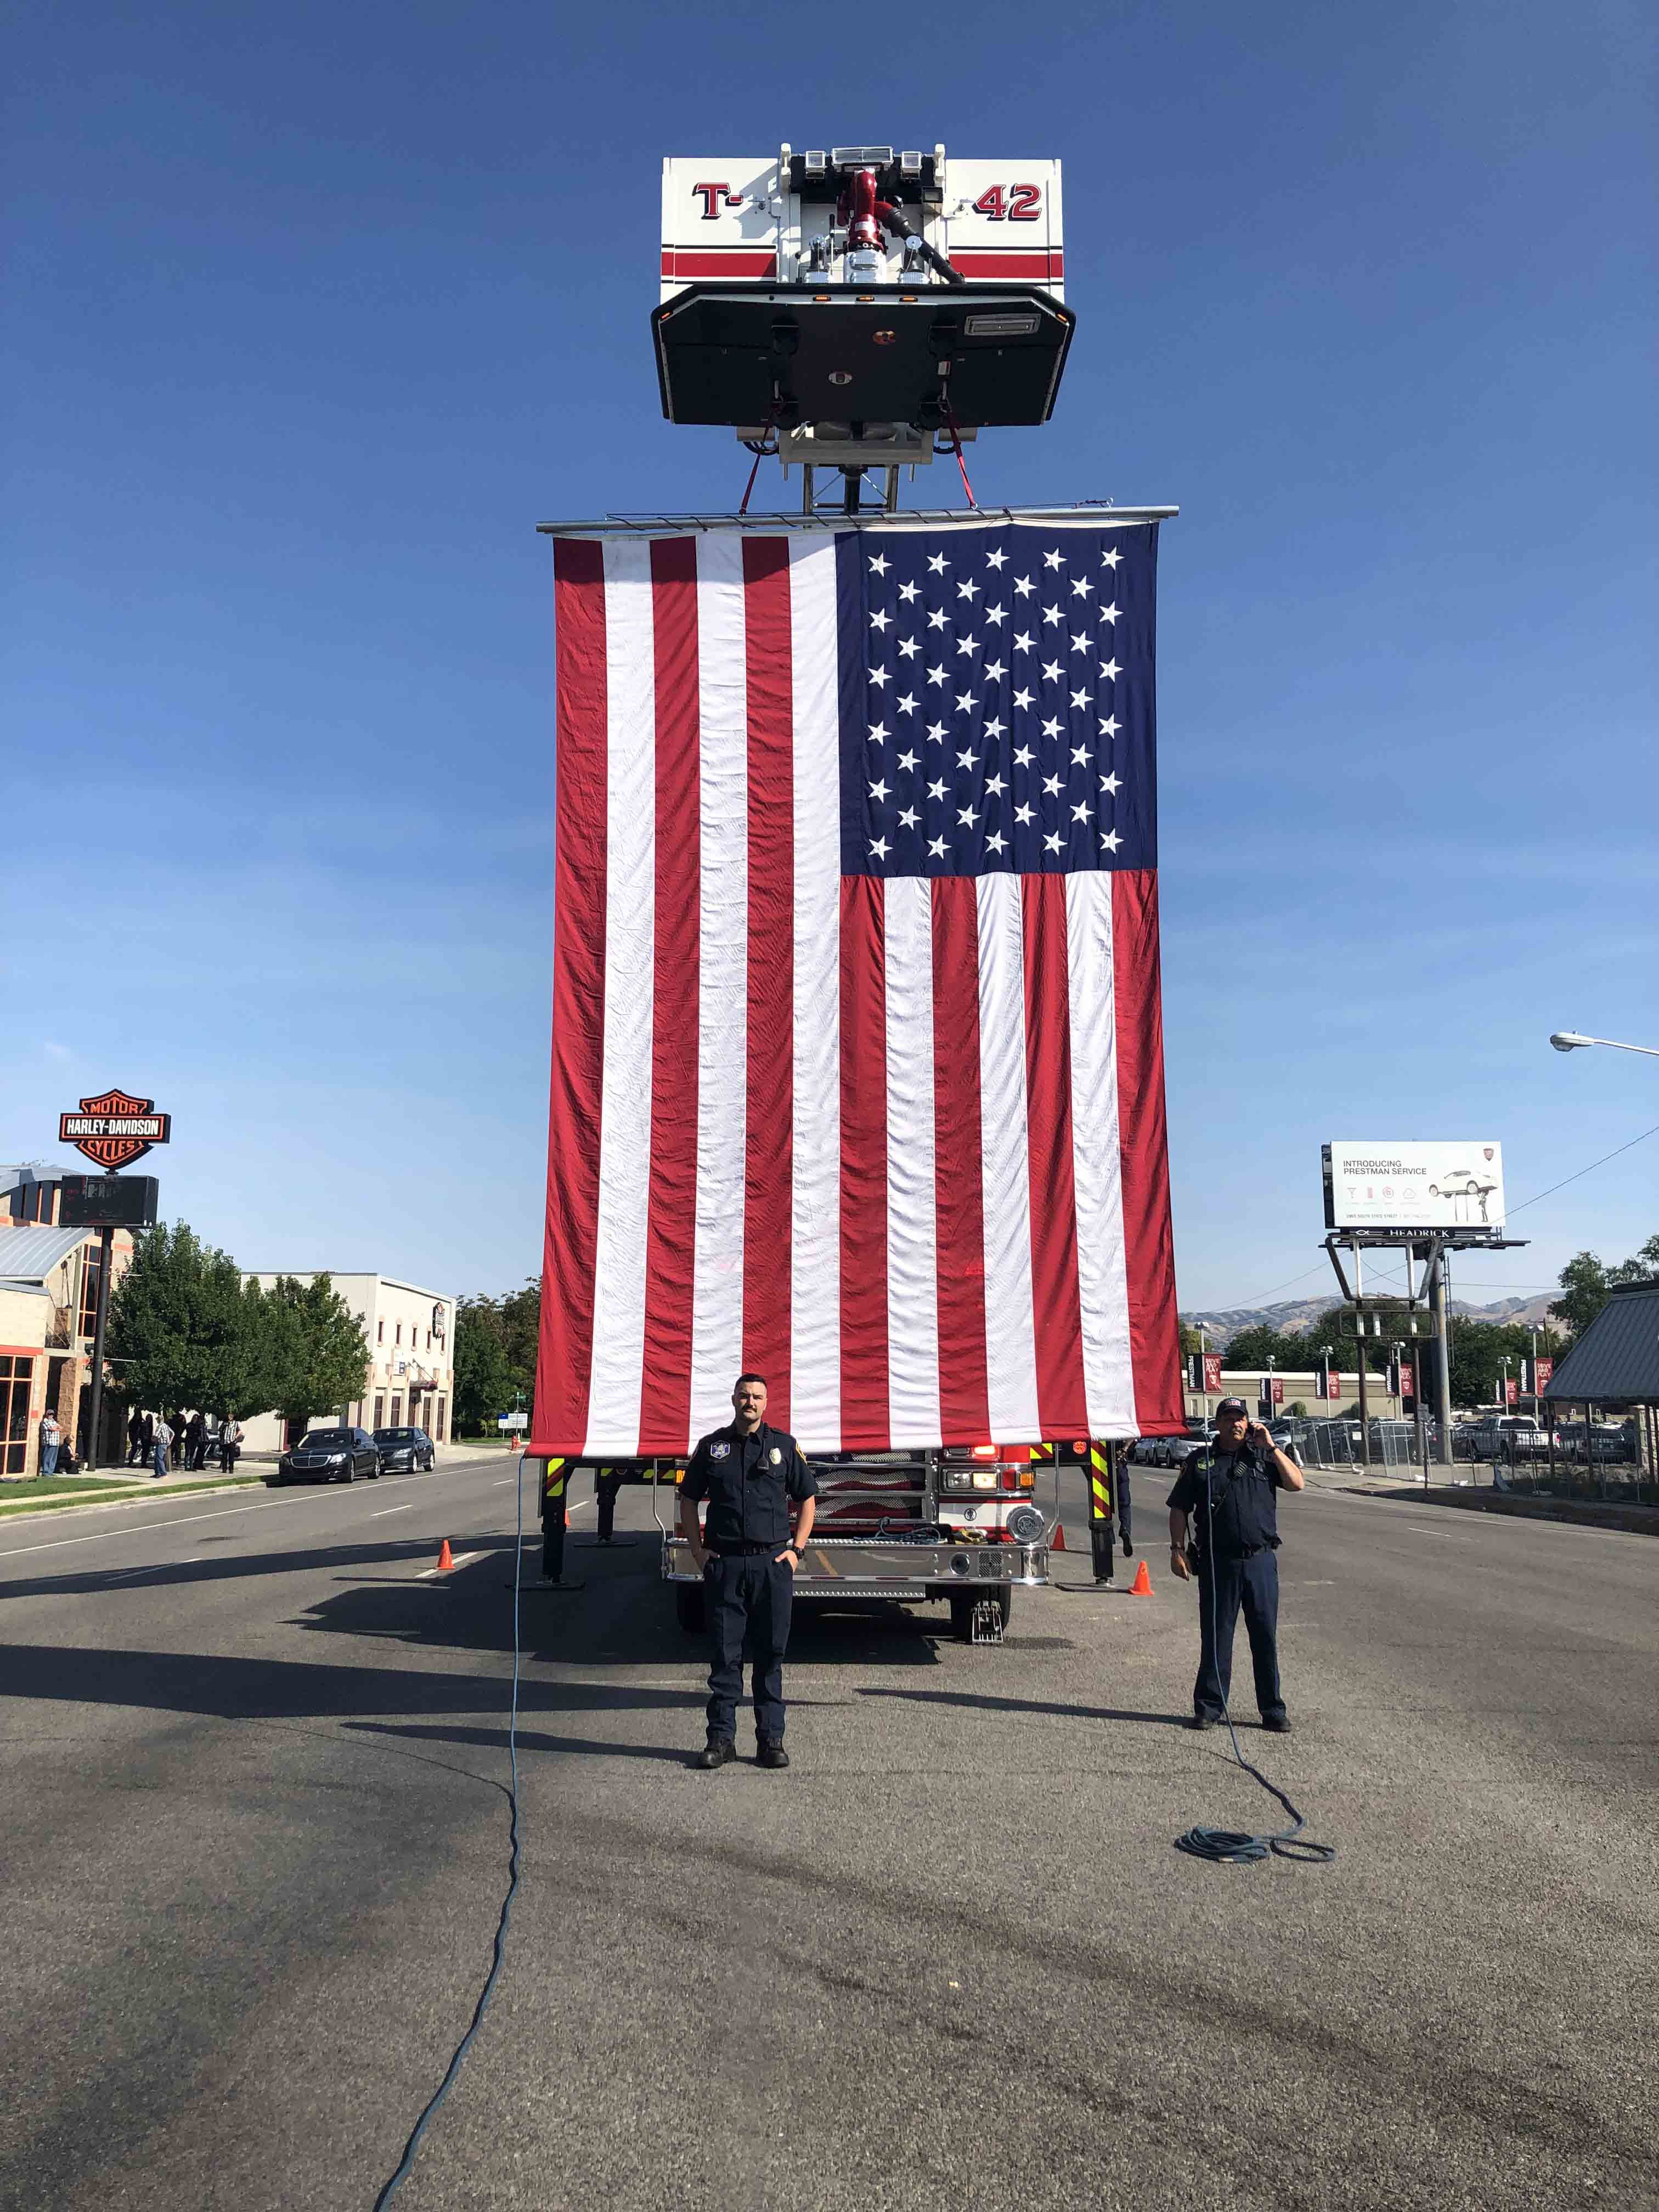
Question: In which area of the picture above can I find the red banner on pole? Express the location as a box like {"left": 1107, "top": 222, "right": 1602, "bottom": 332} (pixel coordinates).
{"left": 1505, "top": 1376, "right": 1519, "bottom": 1406}
{"left": 1399, "top": 1361, "right": 1415, "bottom": 1399}
{"left": 1271, "top": 1378, "right": 1284, "bottom": 1405}
{"left": 1203, "top": 1353, "right": 1223, "bottom": 1394}
{"left": 1536, "top": 1357, "right": 1553, "bottom": 1392}
{"left": 1327, "top": 1369, "right": 1341, "bottom": 1401}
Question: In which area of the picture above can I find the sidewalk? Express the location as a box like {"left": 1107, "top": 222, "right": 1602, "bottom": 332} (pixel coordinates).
{"left": 1301, "top": 1459, "right": 1659, "bottom": 1537}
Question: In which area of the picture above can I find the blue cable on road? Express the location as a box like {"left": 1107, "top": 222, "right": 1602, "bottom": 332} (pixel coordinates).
{"left": 1175, "top": 1477, "right": 1336, "bottom": 1867}
{"left": 372, "top": 1452, "right": 530, "bottom": 2207}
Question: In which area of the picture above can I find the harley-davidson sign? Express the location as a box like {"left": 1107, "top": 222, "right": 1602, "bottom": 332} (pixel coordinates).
{"left": 59, "top": 1089, "right": 172, "bottom": 1170}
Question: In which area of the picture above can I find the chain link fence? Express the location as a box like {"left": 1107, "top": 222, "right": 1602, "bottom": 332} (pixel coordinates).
{"left": 1297, "top": 1414, "right": 1656, "bottom": 1506}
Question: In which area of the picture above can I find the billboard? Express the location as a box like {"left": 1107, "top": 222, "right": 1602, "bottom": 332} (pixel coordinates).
{"left": 1323, "top": 1142, "right": 1505, "bottom": 1232}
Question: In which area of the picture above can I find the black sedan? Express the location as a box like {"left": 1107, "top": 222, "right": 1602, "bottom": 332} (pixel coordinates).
{"left": 372, "top": 1425, "right": 436, "bottom": 1473}
{"left": 270, "top": 1426, "right": 381, "bottom": 1486}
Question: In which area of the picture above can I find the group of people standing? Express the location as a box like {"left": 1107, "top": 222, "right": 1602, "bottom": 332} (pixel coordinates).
{"left": 123, "top": 1410, "right": 242, "bottom": 1480}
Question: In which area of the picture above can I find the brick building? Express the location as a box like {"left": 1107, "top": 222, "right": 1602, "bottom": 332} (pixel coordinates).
{"left": 0, "top": 1167, "right": 135, "bottom": 1476}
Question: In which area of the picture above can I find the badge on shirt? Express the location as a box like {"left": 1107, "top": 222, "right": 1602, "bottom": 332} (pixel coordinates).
{"left": 710, "top": 1441, "right": 731, "bottom": 1459}
{"left": 769, "top": 1447, "right": 782, "bottom": 1464}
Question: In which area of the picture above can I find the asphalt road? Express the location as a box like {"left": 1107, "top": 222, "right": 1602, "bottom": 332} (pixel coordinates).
{"left": 2, "top": 1456, "right": 1654, "bottom": 2211}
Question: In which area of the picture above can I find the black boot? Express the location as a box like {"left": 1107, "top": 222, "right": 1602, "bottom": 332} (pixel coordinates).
{"left": 756, "top": 1738, "right": 789, "bottom": 1770}
{"left": 695, "top": 1738, "right": 736, "bottom": 1770}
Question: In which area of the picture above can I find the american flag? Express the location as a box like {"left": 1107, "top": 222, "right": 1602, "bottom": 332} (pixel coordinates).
{"left": 534, "top": 518, "right": 1181, "bottom": 1458}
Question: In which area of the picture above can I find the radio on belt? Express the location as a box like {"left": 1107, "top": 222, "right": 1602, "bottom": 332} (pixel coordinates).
{"left": 653, "top": 144, "right": 1074, "bottom": 494}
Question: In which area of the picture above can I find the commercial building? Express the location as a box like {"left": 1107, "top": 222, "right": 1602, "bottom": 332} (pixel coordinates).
{"left": 0, "top": 1167, "right": 135, "bottom": 1476}
{"left": 1183, "top": 1368, "right": 1409, "bottom": 1425}
{"left": 240, "top": 1273, "right": 457, "bottom": 1453}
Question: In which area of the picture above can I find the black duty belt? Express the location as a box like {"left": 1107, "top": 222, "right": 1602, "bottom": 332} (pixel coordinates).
{"left": 709, "top": 1543, "right": 778, "bottom": 1557}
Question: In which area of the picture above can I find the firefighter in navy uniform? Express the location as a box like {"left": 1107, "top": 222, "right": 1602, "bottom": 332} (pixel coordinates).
{"left": 679, "top": 1373, "right": 817, "bottom": 1771}
{"left": 1166, "top": 1397, "right": 1305, "bottom": 1732}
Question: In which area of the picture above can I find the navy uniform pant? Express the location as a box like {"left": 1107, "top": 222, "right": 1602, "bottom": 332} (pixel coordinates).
{"left": 705, "top": 1553, "right": 793, "bottom": 1742}
{"left": 1194, "top": 1549, "right": 1285, "bottom": 1723}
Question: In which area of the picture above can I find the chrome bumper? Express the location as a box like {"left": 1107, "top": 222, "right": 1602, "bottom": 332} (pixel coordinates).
{"left": 663, "top": 1534, "right": 1049, "bottom": 1595}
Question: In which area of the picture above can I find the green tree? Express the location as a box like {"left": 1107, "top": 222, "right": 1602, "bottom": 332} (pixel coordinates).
{"left": 263, "top": 1274, "right": 370, "bottom": 1431}
{"left": 108, "top": 1223, "right": 270, "bottom": 1419}
{"left": 454, "top": 1299, "right": 519, "bottom": 1434}
{"left": 1221, "top": 1324, "right": 1314, "bottom": 1375}
{"left": 1550, "top": 1233, "right": 1659, "bottom": 1336}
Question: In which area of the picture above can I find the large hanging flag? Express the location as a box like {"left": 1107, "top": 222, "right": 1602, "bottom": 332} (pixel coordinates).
{"left": 533, "top": 518, "right": 1182, "bottom": 1457}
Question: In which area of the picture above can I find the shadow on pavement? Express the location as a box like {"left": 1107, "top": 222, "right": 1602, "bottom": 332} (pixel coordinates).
{"left": 858, "top": 1685, "right": 1191, "bottom": 1728}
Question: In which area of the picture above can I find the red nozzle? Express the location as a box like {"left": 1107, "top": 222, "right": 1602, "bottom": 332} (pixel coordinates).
{"left": 847, "top": 167, "right": 881, "bottom": 253}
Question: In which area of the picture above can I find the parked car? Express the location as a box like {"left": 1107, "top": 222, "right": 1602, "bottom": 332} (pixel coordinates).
{"left": 270, "top": 1426, "right": 380, "bottom": 1486}
{"left": 373, "top": 1425, "right": 436, "bottom": 1473}
{"left": 1466, "top": 1417, "right": 1556, "bottom": 1462}
{"left": 1161, "top": 1423, "right": 1216, "bottom": 1472}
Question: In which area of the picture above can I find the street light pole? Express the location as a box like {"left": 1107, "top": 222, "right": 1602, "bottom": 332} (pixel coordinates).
{"left": 1550, "top": 1031, "right": 1659, "bottom": 1058}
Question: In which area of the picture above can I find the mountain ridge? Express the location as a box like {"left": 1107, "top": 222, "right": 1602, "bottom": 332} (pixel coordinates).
{"left": 1181, "top": 1291, "right": 1559, "bottom": 1344}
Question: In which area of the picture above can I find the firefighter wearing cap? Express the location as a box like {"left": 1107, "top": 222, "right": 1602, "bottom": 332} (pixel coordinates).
{"left": 1166, "top": 1396, "right": 1305, "bottom": 1732}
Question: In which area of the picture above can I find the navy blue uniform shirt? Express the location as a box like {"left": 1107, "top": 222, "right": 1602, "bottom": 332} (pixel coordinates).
{"left": 1166, "top": 1446, "right": 1288, "bottom": 1560}
{"left": 682, "top": 1423, "right": 817, "bottom": 1550}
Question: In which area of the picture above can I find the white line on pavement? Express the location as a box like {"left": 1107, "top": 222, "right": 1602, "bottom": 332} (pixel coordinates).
{"left": 371, "top": 1505, "right": 416, "bottom": 1516}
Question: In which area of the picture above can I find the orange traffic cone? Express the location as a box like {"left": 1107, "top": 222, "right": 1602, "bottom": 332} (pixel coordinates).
{"left": 1129, "top": 1558, "right": 1153, "bottom": 1595}
{"left": 435, "top": 1538, "right": 454, "bottom": 1573}
{"left": 1051, "top": 1521, "right": 1067, "bottom": 1550}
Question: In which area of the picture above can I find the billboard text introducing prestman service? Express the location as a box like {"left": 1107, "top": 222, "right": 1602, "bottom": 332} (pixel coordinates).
{"left": 1323, "top": 1141, "right": 1506, "bottom": 1232}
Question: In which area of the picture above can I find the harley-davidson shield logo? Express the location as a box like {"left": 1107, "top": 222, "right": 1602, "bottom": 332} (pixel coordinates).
{"left": 59, "top": 1089, "right": 171, "bottom": 1170}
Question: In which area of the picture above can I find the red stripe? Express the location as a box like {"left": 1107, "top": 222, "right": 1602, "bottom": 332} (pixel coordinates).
{"left": 741, "top": 539, "right": 794, "bottom": 1421}
{"left": 533, "top": 538, "right": 608, "bottom": 1454}
{"left": 839, "top": 877, "right": 889, "bottom": 1450}
{"left": 930, "top": 878, "right": 991, "bottom": 1442}
{"left": 1021, "top": 875, "right": 1088, "bottom": 1437}
{"left": 661, "top": 251, "right": 778, "bottom": 278}
{"left": 951, "top": 250, "right": 1064, "bottom": 278}
{"left": 1112, "top": 870, "right": 1183, "bottom": 1431}
{"left": 637, "top": 538, "right": 701, "bottom": 1452}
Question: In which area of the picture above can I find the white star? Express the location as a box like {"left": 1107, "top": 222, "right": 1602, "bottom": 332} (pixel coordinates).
{"left": 899, "top": 806, "right": 919, "bottom": 830}
{"left": 985, "top": 772, "right": 1007, "bottom": 797}
{"left": 955, "top": 634, "right": 979, "bottom": 656}
{"left": 1100, "top": 659, "right": 1121, "bottom": 682}
{"left": 927, "top": 607, "right": 948, "bottom": 630}
{"left": 928, "top": 777, "right": 947, "bottom": 800}
{"left": 1013, "top": 631, "right": 1035, "bottom": 653}
{"left": 1044, "top": 830, "right": 1063, "bottom": 854}
{"left": 984, "top": 604, "right": 1007, "bottom": 627}
{"left": 870, "top": 609, "right": 891, "bottom": 632}
{"left": 1012, "top": 687, "right": 1034, "bottom": 710}
{"left": 956, "top": 747, "right": 976, "bottom": 770}
{"left": 1099, "top": 830, "right": 1121, "bottom": 853}
{"left": 955, "top": 691, "right": 975, "bottom": 713}
{"left": 1013, "top": 743, "right": 1034, "bottom": 768}
{"left": 868, "top": 552, "right": 890, "bottom": 575}
{"left": 986, "top": 831, "right": 1008, "bottom": 855}
{"left": 867, "top": 721, "right": 888, "bottom": 744}
{"left": 927, "top": 551, "right": 949, "bottom": 574}
{"left": 983, "top": 660, "right": 1006, "bottom": 684}
{"left": 983, "top": 715, "right": 1006, "bottom": 739}
{"left": 1098, "top": 714, "right": 1120, "bottom": 738}
{"left": 868, "top": 665, "right": 890, "bottom": 689}
{"left": 1043, "top": 547, "right": 1063, "bottom": 569}
{"left": 869, "top": 836, "right": 890, "bottom": 860}
{"left": 1015, "top": 802, "right": 1035, "bottom": 826}
{"left": 1099, "top": 601, "right": 1120, "bottom": 624}
{"left": 868, "top": 778, "right": 890, "bottom": 803}
{"left": 927, "top": 664, "right": 947, "bottom": 687}
{"left": 1102, "top": 546, "right": 1121, "bottom": 568}
{"left": 957, "top": 805, "right": 977, "bottom": 827}
{"left": 1042, "top": 715, "right": 1063, "bottom": 740}
{"left": 1043, "top": 772, "right": 1063, "bottom": 796}
{"left": 985, "top": 547, "right": 1007, "bottom": 569}
{"left": 1043, "top": 604, "right": 1063, "bottom": 626}
{"left": 1041, "top": 659, "right": 1062, "bottom": 682}
{"left": 928, "top": 835, "right": 947, "bottom": 858}
{"left": 898, "top": 579, "right": 919, "bottom": 603}
{"left": 1070, "top": 690, "right": 1090, "bottom": 712}
{"left": 1099, "top": 772, "right": 1121, "bottom": 795}
{"left": 956, "top": 578, "right": 980, "bottom": 602}
{"left": 898, "top": 636, "right": 919, "bottom": 660}
{"left": 1013, "top": 575, "right": 1034, "bottom": 597}
{"left": 926, "top": 722, "right": 947, "bottom": 743}
{"left": 897, "top": 749, "right": 918, "bottom": 771}
{"left": 1071, "top": 576, "right": 1093, "bottom": 598}
{"left": 898, "top": 692, "right": 917, "bottom": 715}
{"left": 1071, "top": 743, "right": 1089, "bottom": 764}
{"left": 1070, "top": 634, "right": 1093, "bottom": 655}
{"left": 1071, "top": 800, "right": 1091, "bottom": 822}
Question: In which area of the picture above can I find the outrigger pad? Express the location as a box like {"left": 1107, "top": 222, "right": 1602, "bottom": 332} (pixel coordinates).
{"left": 652, "top": 282, "right": 1075, "bottom": 430}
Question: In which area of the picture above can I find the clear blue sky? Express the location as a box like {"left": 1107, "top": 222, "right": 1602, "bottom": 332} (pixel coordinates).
{"left": 5, "top": 0, "right": 1654, "bottom": 1314}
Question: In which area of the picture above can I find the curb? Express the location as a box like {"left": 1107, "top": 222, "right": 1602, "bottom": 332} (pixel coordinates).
{"left": 0, "top": 1478, "right": 265, "bottom": 1526}
{"left": 1347, "top": 1484, "right": 1659, "bottom": 1538}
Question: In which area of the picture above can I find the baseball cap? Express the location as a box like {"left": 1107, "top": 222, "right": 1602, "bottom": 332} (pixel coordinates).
{"left": 1215, "top": 1396, "right": 1249, "bottom": 1416}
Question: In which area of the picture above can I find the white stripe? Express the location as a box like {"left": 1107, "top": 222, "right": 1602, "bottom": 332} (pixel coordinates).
{"left": 974, "top": 877, "right": 1042, "bottom": 1440}
{"left": 788, "top": 539, "right": 842, "bottom": 1452}
{"left": 687, "top": 535, "right": 749, "bottom": 1440}
{"left": 584, "top": 538, "right": 657, "bottom": 1454}
{"left": 883, "top": 877, "right": 941, "bottom": 1448}
{"left": 1065, "top": 872, "right": 1136, "bottom": 1436}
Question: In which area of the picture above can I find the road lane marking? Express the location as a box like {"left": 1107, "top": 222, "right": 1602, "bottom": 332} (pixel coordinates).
{"left": 419, "top": 1550, "right": 484, "bottom": 1577}
{"left": 0, "top": 1460, "right": 507, "bottom": 1561}
{"left": 371, "top": 1505, "right": 416, "bottom": 1516}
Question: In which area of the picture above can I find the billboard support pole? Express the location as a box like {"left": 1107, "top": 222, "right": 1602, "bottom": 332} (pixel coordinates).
{"left": 86, "top": 1224, "right": 114, "bottom": 1472}
{"left": 1353, "top": 1238, "right": 1371, "bottom": 1470}
{"left": 1429, "top": 1251, "right": 1454, "bottom": 1467}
